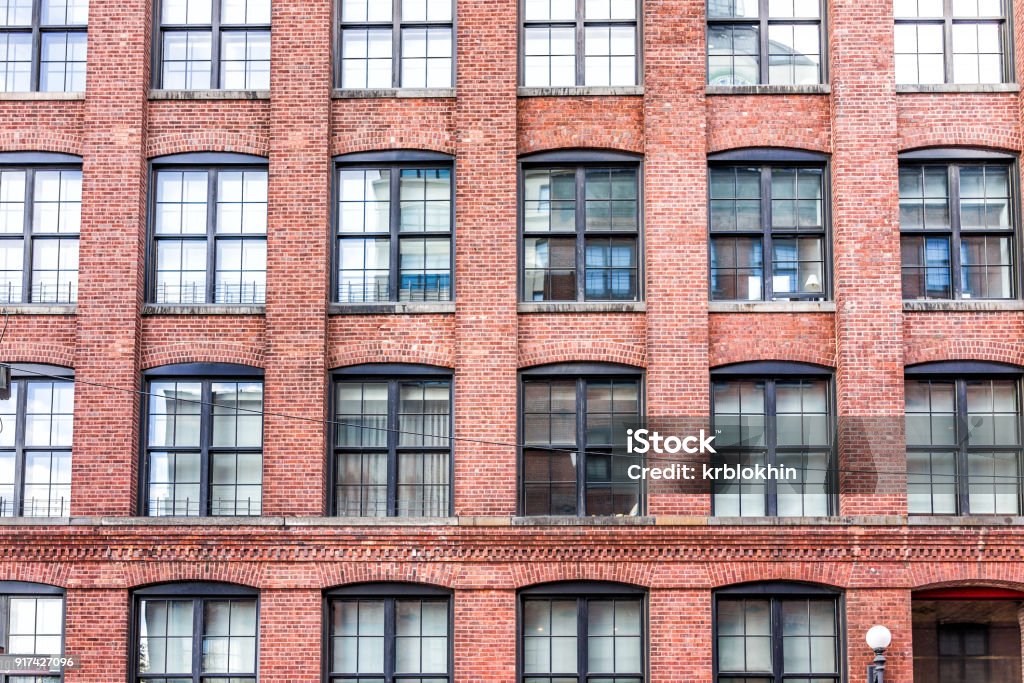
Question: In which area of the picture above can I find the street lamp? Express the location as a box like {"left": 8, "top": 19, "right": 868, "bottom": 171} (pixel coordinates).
{"left": 865, "top": 625, "right": 892, "bottom": 683}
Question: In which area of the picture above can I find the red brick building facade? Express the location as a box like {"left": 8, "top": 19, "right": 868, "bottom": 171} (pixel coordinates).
{"left": 0, "top": 0, "right": 1021, "bottom": 680}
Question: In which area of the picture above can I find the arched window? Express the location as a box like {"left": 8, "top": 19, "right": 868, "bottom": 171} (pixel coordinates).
{"left": 905, "top": 360, "right": 1023, "bottom": 515}
{"left": 713, "top": 582, "right": 842, "bottom": 683}
{"left": 132, "top": 582, "right": 258, "bottom": 683}
{"left": 0, "top": 581, "right": 64, "bottom": 682}
{"left": 518, "top": 581, "right": 646, "bottom": 683}
{"left": 331, "top": 364, "right": 453, "bottom": 517}
{"left": 324, "top": 583, "right": 452, "bottom": 683}
{"left": 141, "top": 363, "right": 264, "bottom": 517}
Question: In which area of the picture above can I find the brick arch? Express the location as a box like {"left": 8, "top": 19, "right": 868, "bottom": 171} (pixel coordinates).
{"left": 0, "top": 562, "right": 72, "bottom": 588}
{"left": 332, "top": 134, "right": 457, "bottom": 158}
{"left": 707, "top": 138, "right": 831, "bottom": 156}
{"left": 317, "top": 562, "right": 458, "bottom": 590}
{"left": 328, "top": 342, "right": 454, "bottom": 370}
{"left": 510, "top": 562, "right": 656, "bottom": 589}
{"left": 707, "top": 562, "right": 851, "bottom": 589}
{"left": 898, "top": 135, "right": 1021, "bottom": 154}
{"left": 518, "top": 341, "right": 646, "bottom": 369}
{"left": 146, "top": 132, "right": 270, "bottom": 159}
{"left": 908, "top": 574, "right": 1024, "bottom": 593}
{"left": 140, "top": 343, "right": 265, "bottom": 370}
{"left": 903, "top": 343, "right": 1024, "bottom": 369}
{"left": 122, "top": 562, "right": 263, "bottom": 590}
{"left": 709, "top": 344, "right": 837, "bottom": 370}
{"left": 0, "top": 133, "right": 83, "bottom": 157}
{"left": 518, "top": 133, "right": 644, "bottom": 157}
{"left": 1, "top": 342, "right": 75, "bottom": 369}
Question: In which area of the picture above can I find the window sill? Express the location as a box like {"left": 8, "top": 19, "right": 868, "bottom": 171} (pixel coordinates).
{"left": 708, "top": 301, "right": 834, "bottom": 313}
{"left": 142, "top": 304, "right": 266, "bottom": 315}
{"left": 705, "top": 84, "right": 830, "bottom": 95}
{"left": 704, "top": 515, "right": 901, "bottom": 526}
{"left": 518, "top": 301, "right": 646, "bottom": 314}
{"left": 332, "top": 88, "right": 456, "bottom": 99}
{"left": 329, "top": 302, "right": 456, "bottom": 315}
{"left": 517, "top": 85, "right": 644, "bottom": 97}
{"left": 149, "top": 89, "right": 270, "bottom": 100}
{"left": 903, "top": 300, "right": 1024, "bottom": 312}
{"left": 511, "top": 515, "right": 656, "bottom": 526}
{"left": 896, "top": 83, "right": 1019, "bottom": 93}
{"left": 908, "top": 515, "right": 1024, "bottom": 525}
{"left": 0, "top": 91, "right": 84, "bottom": 101}
{"left": 0, "top": 304, "right": 76, "bottom": 315}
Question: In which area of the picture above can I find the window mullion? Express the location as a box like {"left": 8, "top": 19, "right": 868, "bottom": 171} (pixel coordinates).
{"left": 207, "top": 169, "right": 218, "bottom": 304}
{"left": 576, "top": 167, "right": 586, "bottom": 301}
{"left": 21, "top": 169, "right": 33, "bottom": 304}
{"left": 765, "top": 380, "right": 779, "bottom": 516}
{"left": 211, "top": 0, "right": 222, "bottom": 89}
{"left": 949, "top": 165, "right": 963, "bottom": 299}
{"left": 576, "top": 0, "right": 585, "bottom": 85}
{"left": 192, "top": 597, "right": 203, "bottom": 683}
{"left": 576, "top": 378, "right": 586, "bottom": 516}
{"left": 577, "top": 598, "right": 588, "bottom": 679}
{"left": 31, "top": 0, "right": 41, "bottom": 92}
{"left": 384, "top": 597, "right": 397, "bottom": 681}
{"left": 390, "top": 166, "right": 401, "bottom": 302}
{"left": 771, "top": 598, "right": 784, "bottom": 683}
{"left": 759, "top": 0, "right": 770, "bottom": 85}
{"left": 387, "top": 380, "right": 399, "bottom": 517}
{"left": 943, "top": 0, "right": 954, "bottom": 83}
{"left": 955, "top": 379, "right": 971, "bottom": 514}
{"left": 200, "top": 381, "right": 213, "bottom": 516}
{"left": 761, "top": 166, "right": 773, "bottom": 301}
{"left": 13, "top": 381, "right": 26, "bottom": 515}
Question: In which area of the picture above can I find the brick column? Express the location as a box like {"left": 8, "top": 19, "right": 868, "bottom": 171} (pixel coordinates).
{"left": 64, "top": 588, "right": 129, "bottom": 683}
{"left": 644, "top": 0, "right": 712, "bottom": 516}
{"left": 454, "top": 589, "right": 516, "bottom": 682}
{"left": 258, "top": 588, "right": 321, "bottom": 682}
{"left": 451, "top": 0, "right": 519, "bottom": 516}
{"left": 650, "top": 588, "right": 712, "bottom": 682}
{"left": 829, "top": 0, "right": 907, "bottom": 516}
{"left": 261, "top": 0, "right": 332, "bottom": 515}
{"left": 845, "top": 589, "right": 913, "bottom": 683}
{"left": 71, "top": 0, "right": 150, "bottom": 516}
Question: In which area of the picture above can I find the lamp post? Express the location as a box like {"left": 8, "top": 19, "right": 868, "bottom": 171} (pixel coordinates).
{"left": 865, "top": 625, "right": 892, "bottom": 683}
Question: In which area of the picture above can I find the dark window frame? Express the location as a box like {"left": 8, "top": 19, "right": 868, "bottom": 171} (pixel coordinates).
{"left": 332, "top": 151, "right": 456, "bottom": 305}
{"left": 130, "top": 581, "right": 259, "bottom": 683}
{"left": 0, "top": 364, "right": 74, "bottom": 518}
{"left": 894, "top": 0, "right": 1013, "bottom": 84}
{"left": 712, "top": 582, "right": 844, "bottom": 683}
{"left": 937, "top": 622, "right": 991, "bottom": 680}
{"left": 146, "top": 153, "right": 269, "bottom": 306}
{"left": 706, "top": 0, "right": 829, "bottom": 86}
{"left": 0, "top": 580, "right": 65, "bottom": 683}
{"left": 709, "top": 361, "right": 837, "bottom": 517}
{"left": 905, "top": 361, "right": 1024, "bottom": 516}
{"left": 334, "top": 0, "right": 456, "bottom": 90}
{"left": 0, "top": 0, "right": 87, "bottom": 93}
{"left": 518, "top": 362, "right": 645, "bottom": 517}
{"left": 329, "top": 363, "right": 455, "bottom": 518}
{"left": 152, "top": 0, "right": 271, "bottom": 90}
{"left": 898, "top": 153, "right": 1021, "bottom": 301}
{"left": 322, "top": 582, "right": 454, "bottom": 683}
{"left": 707, "top": 151, "right": 832, "bottom": 302}
{"left": 517, "top": 0, "right": 643, "bottom": 87}
{"left": 139, "top": 362, "right": 265, "bottom": 518}
{"left": 516, "top": 581, "right": 648, "bottom": 683}
{"left": 518, "top": 151, "right": 644, "bottom": 303}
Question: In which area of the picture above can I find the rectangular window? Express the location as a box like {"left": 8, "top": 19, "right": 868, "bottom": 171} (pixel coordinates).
{"left": 707, "top": 0, "right": 823, "bottom": 86}
{"left": 520, "top": 595, "right": 644, "bottom": 682}
{"left": 158, "top": 0, "right": 270, "bottom": 89}
{"left": 906, "top": 376, "right": 1023, "bottom": 515}
{"left": 151, "top": 166, "right": 267, "bottom": 305}
{"left": 895, "top": 0, "right": 1007, "bottom": 84}
{"left": 339, "top": 0, "right": 453, "bottom": 89}
{"left": 145, "top": 377, "right": 263, "bottom": 516}
{"left": 522, "top": 0, "right": 639, "bottom": 87}
{"left": 0, "top": 376, "right": 73, "bottom": 518}
{"left": 0, "top": 0, "right": 86, "bottom": 92}
{"left": 712, "top": 376, "right": 833, "bottom": 516}
{"left": 0, "top": 167, "right": 80, "bottom": 305}
{"left": 136, "top": 596, "right": 257, "bottom": 682}
{"left": 327, "top": 596, "right": 451, "bottom": 682}
{"left": 715, "top": 594, "right": 840, "bottom": 682}
{"left": 522, "top": 165, "right": 640, "bottom": 302}
{"left": 710, "top": 164, "right": 827, "bottom": 301}
{"left": 900, "top": 162, "right": 1015, "bottom": 300}
{"left": 522, "top": 373, "right": 641, "bottom": 516}
{"left": 333, "top": 374, "right": 452, "bottom": 517}
{"left": 336, "top": 164, "right": 452, "bottom": 303}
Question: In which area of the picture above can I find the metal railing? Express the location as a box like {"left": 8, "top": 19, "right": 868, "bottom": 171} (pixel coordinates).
{"left": 148, "top": 496, "right": 262, "bottom": 516}
{"left": 0, "top": 496, "right": 69, "bottom": 517}
{"left": 0, "top": 281, "right": 77, "bottom": 304}
{"left": 154, "top": 281, "right": 266, "bottom": 305}
{"left": 338, "top": 280, "right": 451, "bottom": 303}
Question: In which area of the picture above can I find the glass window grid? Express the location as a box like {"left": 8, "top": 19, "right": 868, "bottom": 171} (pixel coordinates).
{"left": 899, "top": 163, "right": 1016, "bottom": 301}
{"left": 520, "top": 374, "right": 643, "bottom": 517}
{"left": 710, "top": 377, "right": 835, "bottom": 517}
{"left": 714, "top": 594, "right": 840, "bottom": 683}
{"left": 326, "top": 596, "right": 452, "bottom": 682}
{"left": 0, "top": 592, "right": 64, "bottom": 683}
{"left": 894, "top": 0, "right": 1008, "bottom": 84}
{"left": 337, "top": 0, "right": 454, "bottom": 89}
{"left": 905, "top": 376, "right": 1024, "bottom": 515}
{"left": 332, "top": 376, "right": 453, "bottom": 517}
{"left": 0, "top": 0, "right": 86, "bottom": 93}
{"left": 0, "top": 166, "right": 80, "bottom": 305}
{"left": 520, "top": 164, "right": 641, "bottom": 302}
{"left": 937, "top": 623, "right": 990, "bottom": 681}
{"left": 143, "top": 376, "right": 264, "bottom": 517}
{"left": 133, "top": 595, "right": 257, "bottom": 683}
{"left": 157, "top": 0, "right": 270, "bottom": 89}
{"left": 150, "top": 166, "right": 268, "bottom": 305}
{"left": 519, "top": 595, "right": 645, "bottom": 683}
{"left": 520, "top": 0, "right": 641, "bottom": 87}
{"left": 334, "top": 164, "right": 453, "bottom": 304}
{"left": 709, "top": 164, "right": 828, "bottom": 302}
{"left": 0, "top": 378, "right": 73, "bottom": 518}
{"left": 706, "top": 0, "right": 825, "bottom": 86}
